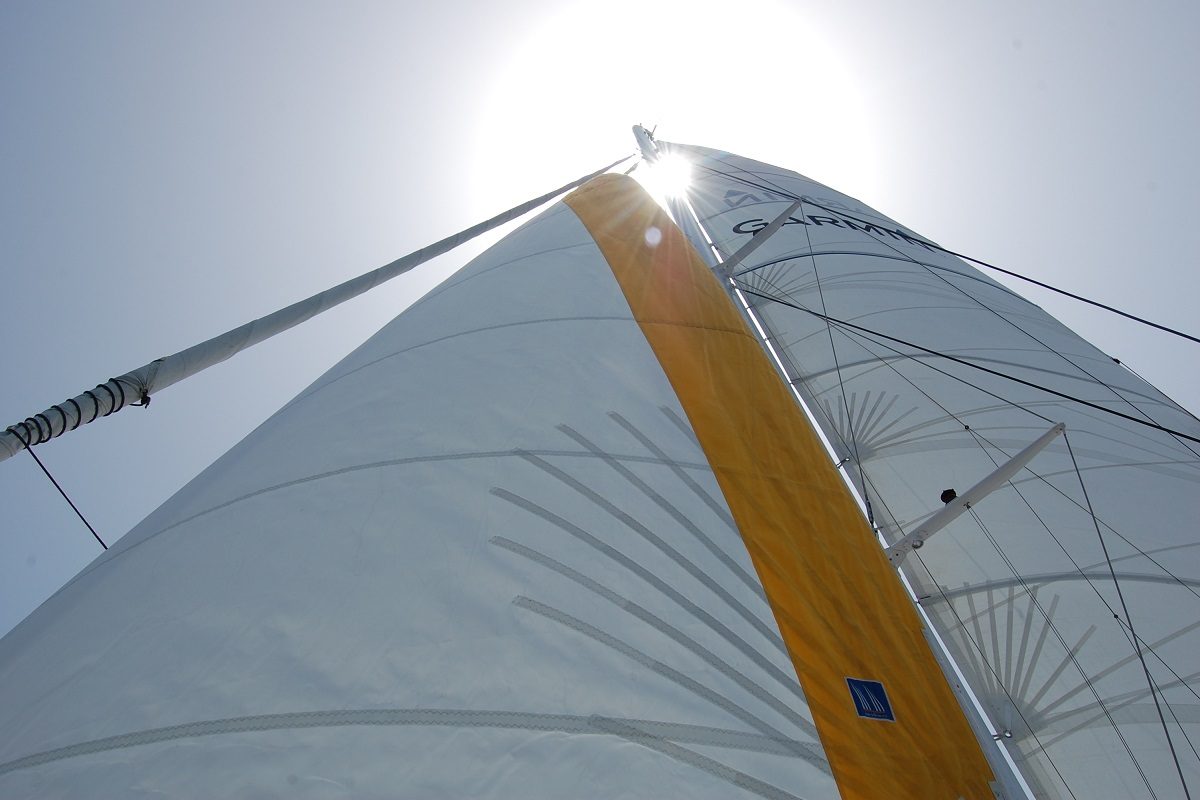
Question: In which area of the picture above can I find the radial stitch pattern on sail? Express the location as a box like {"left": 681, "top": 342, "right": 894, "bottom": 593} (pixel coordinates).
{"left": 566, "top": 174, "right": 995, "bottom": 800}
{"left": 675, "top": 143, "right": 1200, "bottom": 799}
{"left": 0, "top": 198, "right": 840, "bottom": 795}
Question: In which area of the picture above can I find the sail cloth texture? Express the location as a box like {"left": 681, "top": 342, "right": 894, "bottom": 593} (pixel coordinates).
{"left": 673, "top": 142, "right": 1200, "bottom": 799}
{"left": 565, "top": 175, "right": 994, "bottom": 799}
{"left": 0, "top": 155, "right": 632, "bottom": 464}
{"left": 0, "top": 185, "right": 848, "bottom": 797}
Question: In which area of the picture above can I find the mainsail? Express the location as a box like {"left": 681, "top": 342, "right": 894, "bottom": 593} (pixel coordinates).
{"left": 1, "top": 135, "right": 1197, "bottom": 799}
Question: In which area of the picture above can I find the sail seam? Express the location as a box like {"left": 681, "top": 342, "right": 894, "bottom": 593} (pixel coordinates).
{"left": 1064, "top": 433, "right": 1194, "bottom": 798}
{"left": 0, "top": 710, "right": 820, "bottom": 780}
{"left": 697, "top": 160, "right": 1200, "bottom": 459}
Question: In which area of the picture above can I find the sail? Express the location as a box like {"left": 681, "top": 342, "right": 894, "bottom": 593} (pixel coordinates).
{"left": 0, "top": 173, "right": 995, "bottom": 798}
{"left": 675, "top": 142, "right": 1200, "bottom": 798}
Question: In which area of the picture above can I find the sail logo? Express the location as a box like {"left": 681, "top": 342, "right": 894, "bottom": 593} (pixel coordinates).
{"left": 723, "top": 189, "right": 764, "bottom": 208}
{"left": 846, "top": 677, "right": 895, "bottom": 721}
{"left": 732, "top": 213, "right": 942, "bottom": 252}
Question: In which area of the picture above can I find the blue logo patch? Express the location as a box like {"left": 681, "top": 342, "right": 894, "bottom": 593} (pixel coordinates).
{"left": 846, "top": 678, "right": 894, "bottom": 721}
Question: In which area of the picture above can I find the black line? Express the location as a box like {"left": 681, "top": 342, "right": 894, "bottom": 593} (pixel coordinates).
{"left": 8, "top": 427, "right": 107, "bottom": 550}
{"left": 737, "top": 285, "right": 1200, "bottom": 446}
{"left": 1065, "top": 433, "right": 1193, "bottom": 799}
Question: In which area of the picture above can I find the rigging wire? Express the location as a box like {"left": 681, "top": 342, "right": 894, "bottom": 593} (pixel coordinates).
{"left": 759, "top": 281, "right": 1200, "bottom": 625}
{"left": 963, "top": 430, "right": 1200, "bottom": 720}
{"left": 795, "top": 197, "right": 870, "bottom": 515}
{"left": 931, "top": 244, "right": 1200, "bottom": 346}
{"left": 911, "top": 548, "right": 1081, "bottom": 800}
{"left": 1064, "top": 432, "right": 1194, "bottom": 799}
{"left": 699, "top": 158, "right": 1200, "bottom": 461}
{"left": 735, "top": 284, "right": 1200, "bottom": 446}
{"left": 8, "top": 427, "right": 107, "bottom": 550}
{"left": 689, "top": 160, "right": 1200, "bottom": 346}
{"left": 959, "top": 425, "right": 1199, "bottom": 784}
{"left": 686, "top": 156, "right": 1199, "bottom": 792}
{"left": 737, "top": 249, "right": 1200, "bottom": 792}
{"left": 965, "top": 507, "right": 1159, "bottom": 798}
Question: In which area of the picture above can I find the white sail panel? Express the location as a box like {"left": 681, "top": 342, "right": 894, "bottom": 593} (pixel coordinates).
{"left": 0, "top": 202, "right": 838, "bottom": 797}
{"left": 675, "top": 142, "right": 1200, "bottom": 799}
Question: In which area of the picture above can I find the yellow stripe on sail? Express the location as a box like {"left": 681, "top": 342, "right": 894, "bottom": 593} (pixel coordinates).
{"left": 565, "top": 174, "right": 995, "bottom": 800}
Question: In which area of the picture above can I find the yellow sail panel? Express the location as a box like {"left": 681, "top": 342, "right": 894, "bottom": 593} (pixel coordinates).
{"left": 565, "top": 174, "right": 996, "bottom": 800}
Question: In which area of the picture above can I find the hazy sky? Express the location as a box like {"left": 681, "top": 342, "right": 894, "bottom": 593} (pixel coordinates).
{"left": 2, "top": 0, "right": 1197, "bottom": 637}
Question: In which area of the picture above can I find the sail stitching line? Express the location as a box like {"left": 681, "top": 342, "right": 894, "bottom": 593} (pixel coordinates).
{"left": 910, "top": 548, "right": 1081, "bottom": 800}
{"left": 554, "top": 422, "right": 766, "bottom": 601}
{"left": 795, "top": 199, "right": 870, "bottom": 520}
{"left": 490, "top": 536, "right": 819, "bottom": 738}
{"left": 512, "top": 595, "right": 824, "bottom": 770}
{"left": 699, "top": 159, "right": 1200, "bottom": 346}
{"left": 39, "top": 449, "right": 711, "bottom": 604}
{"left": 695, "top": 161, "right": 1200, "bottom": 460}
{"left": 966, "top": 506, "right": 1159, "bottom": 798}
{"left": 748, "top": 287, "right": 1200, "bottom": 616}
{"left": 948, "top": 428, "right": 1197, "bottom": 759}
{"left": 0, "top": 709, "right": 816, "bottom": 780}
{"left": 1063, "top": 432, "right": 1194, "bottom": 798}
{"left": 734, "top": 285, "right": 1200, "bottom": 446}
{"left": 511, "top": 451, "right": 787, "bottom": 651}
{"left": 962, "top": 429, "right": 1200, "bottom": 713}
{"left": 612, "top": 410, "right": 738, "bottom": 533}
{"left": 489, "top": 487, "right": 797, "bottom": 680}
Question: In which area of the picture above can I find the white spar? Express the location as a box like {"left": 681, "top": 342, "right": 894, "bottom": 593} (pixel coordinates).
{"left": 0, "top": 154, "right": 634, "bottom": 464}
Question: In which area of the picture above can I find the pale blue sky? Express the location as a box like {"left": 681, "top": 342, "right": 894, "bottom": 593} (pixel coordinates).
{"left": 2, "top": 0, "right": 1197, "bottom": 636}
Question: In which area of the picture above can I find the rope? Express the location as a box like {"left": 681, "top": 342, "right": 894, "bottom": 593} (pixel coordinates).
{"left": 7, "top": 426, "right": 107, "bottom": 550}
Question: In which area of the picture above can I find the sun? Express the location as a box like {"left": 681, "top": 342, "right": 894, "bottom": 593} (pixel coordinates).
{"left": 632, "top": 152, "right": 693, "bottom": 207}
{"left": 468, "top": 0, "right": 880, "bottom": 221}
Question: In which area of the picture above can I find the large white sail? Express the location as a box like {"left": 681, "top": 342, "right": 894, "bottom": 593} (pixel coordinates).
{"left": 2, "top": 170, "right": 1004, "bottom": 798}
{"left": 676, "top": 142, "right": 1200, "bottom": 798}
{"left": 3, "top": 137, "right": 1195, "bottom": 799}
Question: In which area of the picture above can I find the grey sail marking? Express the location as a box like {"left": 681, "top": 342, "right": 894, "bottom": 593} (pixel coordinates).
{"left": 489, "top": 488, "right": 797, "bottom": 676}
{"left": 1039, "top": 674, "right": 1200, "bottom": 748}
{"left": 908, "top": 523, "right": 1200, "bottom": 609}
{"left": 514, "top": 451, "right": 788, "bottom": 651}
{"left": 742, "top": 278, "right": 1191, "bottom": 439}
{"left": 511, "top": 597, "right": 830, "bottom": 772}
{"left": 736, "top": 250, "right": 1035, "bottom": 306}
{"left": 607, "top": 411, "right": 739, "bottom": 534}
{"left": 490, "top": 536, "right": 819, "bottom": 738}
{"left": 290, "top": 314, "right": 633, "bottom": 409}
{"left": 735, "top": 174, "right": 1183, "bottom": 453}
{"left": 587, "top": 717, "right": 808, "bottom": 800}
{"left": 0, "top": 710, "right": 818, "bottom": 779}
{"left": 820, "top": 391, "right": 917, "bottom": 462}
{"left": 1035, "top": 619, "right": 1200, "bottom": 718}
{"left": 946, "top": 577, "right": 1194, "bottom": 749}
{"left": 43, "top": 448, "right": 712, "bottom": 608}
{"left": 659, "top": 405, "right": 703, "bottom": 449}
{"left": 555, "top": 423, "right": 766, "bottom": 602}
{"left": 758, "top": 239, "right": 1198, "bottom": 767}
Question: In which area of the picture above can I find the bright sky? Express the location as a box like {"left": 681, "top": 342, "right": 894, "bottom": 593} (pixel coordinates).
{"left": 2, "top": 0, "right": 1197, "bottom": 637}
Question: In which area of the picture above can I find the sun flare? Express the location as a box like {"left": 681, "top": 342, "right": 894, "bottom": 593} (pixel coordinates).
{"left": 470, "top": 0, "right": 879, "bottom": 220}
{"left": 633, "top": 153, "right": 693, "bottom": 207}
